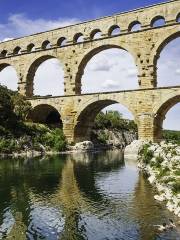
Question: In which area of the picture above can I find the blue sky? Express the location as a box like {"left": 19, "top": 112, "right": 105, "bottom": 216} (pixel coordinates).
{"left": 0, "top": 0, "right": 179, "bottom": 130}
{"left": 0, "top": 0, "right": 166, "bottom": 24}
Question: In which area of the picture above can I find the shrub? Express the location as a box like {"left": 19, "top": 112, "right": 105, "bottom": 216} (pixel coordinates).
{"left": 139, "top": 144, "right": 153, "bottom": 164}
{"left": 94, "top": 111, "right": 137, "bottom": 132}
{"left": 171, "top": 181, "right": 180, "bottom": 194}
{"left": 43, "top": 128, "right": 67, "bottom": 151}
{"left": 97, "top": 131, "right": 109, "bottom": 144}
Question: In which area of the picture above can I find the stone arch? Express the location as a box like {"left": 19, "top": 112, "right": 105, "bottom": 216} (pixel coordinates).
{"left": 176, "top": 13, "right": 180, "bottom": 22}
{"left": 27, "top": 43, "right": 35, "bottom": 52}
{"left": 26, "top": 54, "right": 61, "bottom": 97}
{"left": 74, "top": 98, "right": 136, "bottom": 142}
{"left": 1, "top": 50, "right": 8, "bottom": 57}
{"left": 75, "top": 44, "right": 138, "bottom": 94}
{"left": 108, "top": 25, "right": 121, "bottom": 36}
{"left": 150, "top": 15, "right": 165, "bottom": 28}
{"left": 73, "top": 33, "right": 84, "bottom": 43}
{"left": 153, "top": 95, "right": 180, "bottom": 141}
{"left": 0, "top": 63, "right": 11, "bottom": 71}
{"left": 128, "top": 21, "right": 142, "bottom": 32}
{"left": 0, "top": 63, "right": 19, "bottom": 90}
{"left": 13, "top": 46, "right": 21, "bottom": 55}
{"left": 153, "top": 31, "right": 180, "bottom": 86}
{"left": 27, "top": 104, "right": 63, "bottom": 127}
{"left": 42, "top": 40, "right": 51, "bottom": 50}
{"left": 57, "top": 37, "right": 67, "bottom": 47}
{"left": 90, "top": 29, "right": 102, "bottom": 40}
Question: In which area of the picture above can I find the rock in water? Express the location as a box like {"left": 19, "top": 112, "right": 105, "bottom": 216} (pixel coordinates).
{"left": 124, "top": 140, "right": 145, "bottom": 161}
{"left": 73, "top": 141, "right": 94, "bottom": 151}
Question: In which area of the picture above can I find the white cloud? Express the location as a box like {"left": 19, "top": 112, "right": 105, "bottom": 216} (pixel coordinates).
{"left": 176, "top": 69, "right": 180, "bottom": 75}
{"left": 0, "top": 14, "right": 79, "bottom": 40}
{"left": 102, "top": 79, "right": 120, "bottom": 89}
{"left": 88, "top": 54, "right": 117, "bottom": 72}
{"left": 126, "top": 68, "right": 137, "bottom": 77}
{"left": 1, "top": 38, "right": 14, "bottom": 42}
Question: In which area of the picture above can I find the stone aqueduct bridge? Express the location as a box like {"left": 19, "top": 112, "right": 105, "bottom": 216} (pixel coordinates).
{"left": 0, "top": 0, "right": 180, "bottom": 143}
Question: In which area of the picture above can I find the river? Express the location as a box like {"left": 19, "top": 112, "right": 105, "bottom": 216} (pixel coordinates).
{"left": 0, "top": 150, "right": 179, "bottom": 239}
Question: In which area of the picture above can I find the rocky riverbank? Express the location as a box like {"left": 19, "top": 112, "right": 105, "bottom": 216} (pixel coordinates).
{"left": 91, "top": 129, "right": 137, "bottom": 149}
{"left": 137, "top": 141, "right": 180, "bottom": 218}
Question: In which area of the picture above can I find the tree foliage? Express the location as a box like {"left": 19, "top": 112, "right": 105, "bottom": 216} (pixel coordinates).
{"left": 0, "top": 85, "right": 31, "bottom": 131}
{"left": 94, "top": 111, "right": 137, "bottom": 132}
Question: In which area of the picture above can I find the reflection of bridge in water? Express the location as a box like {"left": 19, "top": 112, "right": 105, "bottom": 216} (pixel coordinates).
{"left": 0, "top": 152, "right": 127, "bottom": 238}
{"left": 0, "top": 0, "right": 179, "bottom": 143}
{"left": 0, "top": 151, "right": 179, "bottom": 239}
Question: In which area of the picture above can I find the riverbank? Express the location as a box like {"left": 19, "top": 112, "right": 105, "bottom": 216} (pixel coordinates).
{"left": 137, "top": 141, "right": 180, "bottom": 218}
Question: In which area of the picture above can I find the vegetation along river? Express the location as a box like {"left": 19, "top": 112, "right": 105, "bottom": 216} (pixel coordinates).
{"left": 0, "top": 150, "right": 180, "bottom": 239}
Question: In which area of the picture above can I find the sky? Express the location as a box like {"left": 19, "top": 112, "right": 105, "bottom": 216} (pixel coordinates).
{"left": 0, "top": 0, "right": 179, "bottom": 130}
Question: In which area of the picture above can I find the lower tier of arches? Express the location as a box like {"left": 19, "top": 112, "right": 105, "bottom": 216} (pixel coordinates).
{"left": 27, "top": 88, "right": 180, "bottom": 144}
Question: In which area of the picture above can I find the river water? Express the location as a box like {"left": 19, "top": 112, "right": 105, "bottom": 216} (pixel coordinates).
{"left": 0, "top": 150, "right": 180, "bottom": 239}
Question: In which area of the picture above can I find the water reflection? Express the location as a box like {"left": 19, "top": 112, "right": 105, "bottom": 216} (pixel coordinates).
{"left": 0, "top": 151, "right": 179, "bottom": 239}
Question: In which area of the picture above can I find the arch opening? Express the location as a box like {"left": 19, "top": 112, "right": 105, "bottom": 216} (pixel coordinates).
{"left": 26, "top": 56, "right": 64, "bottom": 97}
{"left": 1, "top": 50, "right": 8, "bottom": 58}
{"left": 157, "top": 34, "right": 180, "bottom": 87}
{"left": 90, "top": 29, "right": 102, "bottom": 40}
{"left": 108, "top": 25, "right": 121, "bottom": 36}
{"left": 13, "top": 46, "right": 21, "bottom": 55}
{"left": 57, "top": 37, "right": 67, "bottom": 47}
{"left": 27, "top": 43, "right": 35, "bottom": 52}
{"left": 74, "top": 101, "right": 137, "bottom": 143}
{"left": 154, "top": 96, "right": 180, "bottom": 142}
{"left": 177, "top": 13, "right": 180, "bottom": 23}
{"left": 151, "top": 16, "right": 165, "bottom": 28}
{"left": 80, "top": 47, "right": 138, "bottom": 94}
{"left": 74, "top": 33, "right": 84, "bottom": 43}
{"left": 27, "top": 104, "right": 63, "bottom": 127}
{"left": 128, "top": 21, "right": 142, "bottom": 32}
{"left": 0, "top": 64, "right": 18, "bottom": 91}
{"left": 42, "top": 40, "right": 51, "bottom": 50}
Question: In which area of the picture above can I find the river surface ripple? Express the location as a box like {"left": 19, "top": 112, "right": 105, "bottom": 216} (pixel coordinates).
{"left": 0, "top": 150, "right": 180, "bottom": 239}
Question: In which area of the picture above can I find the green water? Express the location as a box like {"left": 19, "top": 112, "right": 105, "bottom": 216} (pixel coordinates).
{"left": 0, "top": 150, "right": 179, "bottom": 239}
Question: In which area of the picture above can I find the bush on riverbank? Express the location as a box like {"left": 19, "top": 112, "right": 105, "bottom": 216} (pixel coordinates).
{"left": 138, "top": 141, "right": 180, "bottom": 217}
{"left": 163, "top": 130, "right": 180, "bottom": 144}
{"left": 0, "top": 85, "right": 67, "bottom": 153}
{"left": 0, "top": 123, "right": 67, "bottom": 154}
{"left": 94, "top": 111, "right": 137, "bottom": 132}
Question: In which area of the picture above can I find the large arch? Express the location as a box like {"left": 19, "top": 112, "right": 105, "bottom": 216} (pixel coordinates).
{"left": 26, "top": 55, "right": 64, "bottom": 97}
{"left": 27, "top": 104, "right": 63, "bottom": 127}
{"left": 153, "top": 31, "right": 180, "bottom": 87}
{"left": 0, "top": 63, "right": 18, "bottom": 91}
{"left": 75, "top": 44, "right": 138, "bottom": 94}
{"left": 153, "top": 95, "right": 180, "bottom": 141}
{"left": 74, "top": 99, "right": 136, "bottom": 143}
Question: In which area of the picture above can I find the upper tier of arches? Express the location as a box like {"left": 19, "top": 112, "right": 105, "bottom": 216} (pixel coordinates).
{"left": 0, "top": 11, "right": 179, "bottom": 58}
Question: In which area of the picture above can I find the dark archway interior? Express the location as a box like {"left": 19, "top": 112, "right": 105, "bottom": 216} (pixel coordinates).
{"left": 27, "top": 104, "right": 63, "bottom": 128}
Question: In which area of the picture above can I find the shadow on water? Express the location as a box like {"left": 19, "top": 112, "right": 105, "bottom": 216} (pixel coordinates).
{"left": 0, "top": 151, "right": 179, "bottom": 239}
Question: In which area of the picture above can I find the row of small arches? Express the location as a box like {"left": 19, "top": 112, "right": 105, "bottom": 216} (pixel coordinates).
{"left": 1, "top": 13, "right": 180, "bottom": 58}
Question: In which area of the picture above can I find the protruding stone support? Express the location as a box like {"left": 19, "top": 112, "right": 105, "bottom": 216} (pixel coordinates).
{"left": 137, "top": 55, "right": 157, "bottom": 88}
{"left": 18, "top": 81, "right": 27, "bottom": 96}
{"left": 137, "top": 113, "right": 155, "bottom": 141}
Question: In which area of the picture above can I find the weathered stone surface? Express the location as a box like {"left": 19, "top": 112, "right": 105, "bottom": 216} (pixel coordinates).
{"left": 0, "top": 0, "right": 179, "bottom": 143}
{"left": 72, "top": 141, "right": 94, "bottom": 151}
{"left": 124, "top": 140, "right": 145, "bottom": 160}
